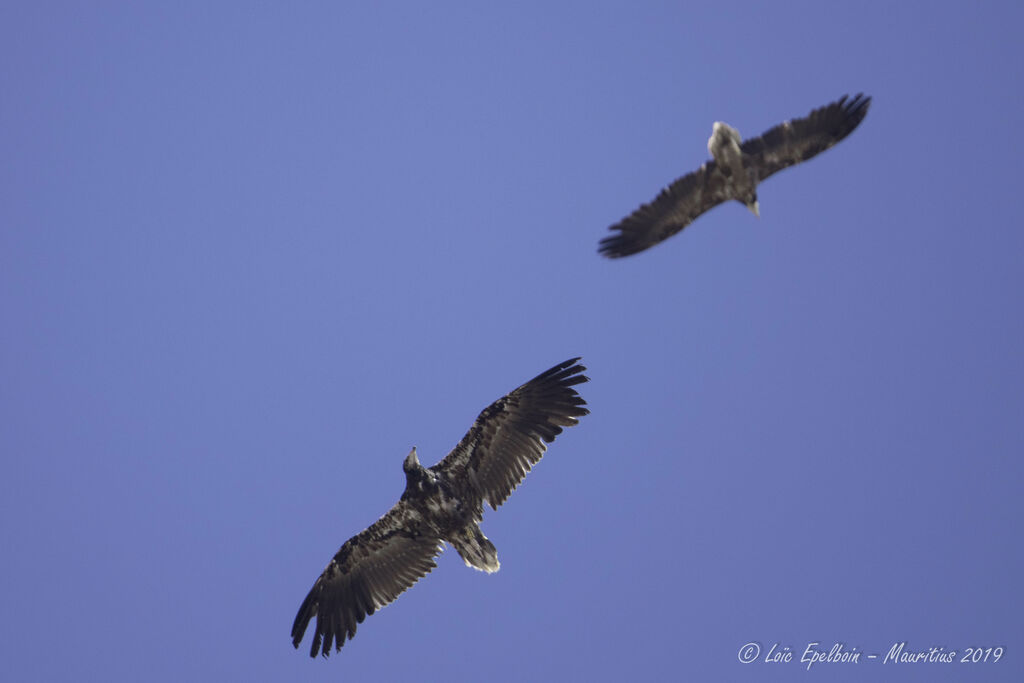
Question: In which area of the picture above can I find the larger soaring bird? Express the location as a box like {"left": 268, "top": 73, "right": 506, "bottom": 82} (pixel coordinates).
{"left": 292, "top": 358, "right": 589, "bottom": 657}
{"left": 598, "top": 94, "right": 871, "bottom": 258}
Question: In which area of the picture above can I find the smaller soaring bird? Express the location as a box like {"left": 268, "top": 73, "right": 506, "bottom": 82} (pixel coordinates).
{"left": 598, "top": 94, "right": 871, "bottom": 258}
{"left": 292, "top": 358, "right": 589, "bottom": 658}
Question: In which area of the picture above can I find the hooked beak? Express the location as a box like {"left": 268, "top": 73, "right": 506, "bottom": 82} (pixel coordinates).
{"left": 404, "top": 447, "right": 420, "bottom": 471}
{"left": 748, "top": 201, "right": 760, "bottom": 218}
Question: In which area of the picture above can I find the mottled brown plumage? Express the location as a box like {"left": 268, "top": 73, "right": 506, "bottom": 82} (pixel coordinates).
{"left": 292, "top": 359, "right": 589, "bottom": 657}
{"left": 599, "top": 94, "right": 871, "bottom": 258}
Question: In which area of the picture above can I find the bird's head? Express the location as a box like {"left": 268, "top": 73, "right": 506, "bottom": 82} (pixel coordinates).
{"left": 403, "top": 447, "right": 420, "bottom": 473}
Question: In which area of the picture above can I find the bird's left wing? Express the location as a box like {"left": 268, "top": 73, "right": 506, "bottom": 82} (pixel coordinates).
{"left": 740, "top": 93, "right": 871, "bottom": 183}
{"left": 432, "top": 358, "right": 589, "bottom": 510}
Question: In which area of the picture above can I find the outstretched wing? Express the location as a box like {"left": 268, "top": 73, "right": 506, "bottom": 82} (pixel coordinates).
{"left": 292, "top": 501, "right": 444, "bottom": 657}
{"left": 740, "top": 93, "right": 871, "bottom": 183}
{"left": 433, "top": 358, "right": 589, "bottom": 510}
{"left": 598, "top": 162, "right": 736, "bottom": 258}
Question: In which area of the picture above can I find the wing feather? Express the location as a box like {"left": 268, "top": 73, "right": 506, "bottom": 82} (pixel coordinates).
{"left": 432, "top": 358, "right": 589, "bottom": 510}
{"left": 598, "top": 162, "right": 734, "bottom": 258}
{"left": 291, "top": 501, "right": 444, "bottom": 657}
{"left": 740, "top": 93, "right": 871, "bottom": 182}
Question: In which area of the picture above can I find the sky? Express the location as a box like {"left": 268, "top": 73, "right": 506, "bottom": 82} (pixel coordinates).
{"left": 2, "top": 2, "right": 1022, "bottom": 681}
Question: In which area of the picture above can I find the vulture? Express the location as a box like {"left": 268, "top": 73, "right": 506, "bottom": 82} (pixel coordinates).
{"left": 598, "top": 94, "right": 871, "bottom": 258}
{"left": 292, "top": 358, "right": 589, "bottom": 657}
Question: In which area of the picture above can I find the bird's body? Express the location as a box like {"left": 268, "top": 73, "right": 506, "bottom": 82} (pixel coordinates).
{"left": 292, "top": 358, "right": 589, "bottom": 657}
{"left": 706, "top": 121, "right": 759, "bottom": 216}
{"left": 402, "top": 447, "right": 499, "bottom": 572}
{"left": 598, "top": 94, "right": 871, "bottom": 258}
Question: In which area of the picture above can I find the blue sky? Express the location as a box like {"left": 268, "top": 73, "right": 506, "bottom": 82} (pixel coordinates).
{"left": 2, "top": 2, "right": 1022, "bottom": 681}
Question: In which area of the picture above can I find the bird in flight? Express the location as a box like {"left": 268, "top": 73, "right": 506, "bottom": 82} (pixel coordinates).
{"left": 598, "top": 94, "right": 871, "bottom": 258}
{"left": 292, "top": 358, "right": 590, "bottom": 657}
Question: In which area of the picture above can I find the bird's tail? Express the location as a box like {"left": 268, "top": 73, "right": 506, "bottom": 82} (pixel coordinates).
{"left": 450, "top": 524, "right": 500, "bottom": 573}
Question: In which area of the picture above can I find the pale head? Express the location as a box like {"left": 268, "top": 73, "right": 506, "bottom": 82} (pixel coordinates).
{"left": 708, "top": 121, "right": 742, "bottom": 157}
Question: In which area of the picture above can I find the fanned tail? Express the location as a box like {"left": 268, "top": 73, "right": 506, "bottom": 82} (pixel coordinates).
{"left": 450, "top": 524, "right": 500, "bottom": 573}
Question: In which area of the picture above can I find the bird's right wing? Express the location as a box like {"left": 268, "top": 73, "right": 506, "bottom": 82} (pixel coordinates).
{"left": 291, "top": 500, "right": 444, "bottom": 657}
{"left": 598, "top": 161, "right": 734, "bottom": 258}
